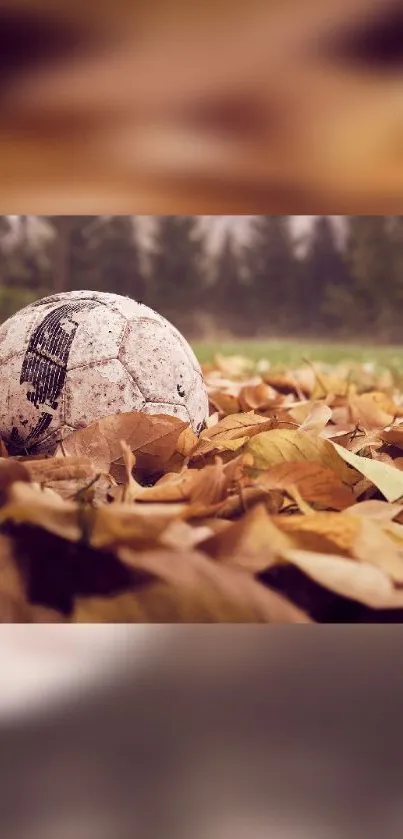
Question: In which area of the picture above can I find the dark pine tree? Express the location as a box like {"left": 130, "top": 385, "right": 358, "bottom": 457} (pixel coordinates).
{"left": 211, "top": 232, "right": 250, "bottom": 336}
{"left": 387, "top": 216, "right": 403, "bottom": 337}
{"left": 43, "top": 216, "right": 99, "bottom": 292}
{"left": 303, "top": 216, "right": 350, "bottom": 334}
{"left": 245, "top": 215, "right": 298, "bottom": 335}
{"left": 148, "top": 216, "right": 207, "bottom": 336}
{"left": 70, "top": 216, "right": 146, "bottom": 299}
{"left": 345, "top": 216, "right": 394, "bottom": 337}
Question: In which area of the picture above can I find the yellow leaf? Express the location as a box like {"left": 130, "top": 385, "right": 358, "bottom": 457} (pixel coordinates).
{"left": 274, "top": 511, "right": 360, "bottom": 556}
{"left": 246, "top": 429, "right": 358, "bottom": 486}
{"left": 332, "top": 441, "right": 403, "bottom": 502}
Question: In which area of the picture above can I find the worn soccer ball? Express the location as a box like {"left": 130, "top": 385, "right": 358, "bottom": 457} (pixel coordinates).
{"left": 0, "top": 290, "right": 209, "bottom": 454}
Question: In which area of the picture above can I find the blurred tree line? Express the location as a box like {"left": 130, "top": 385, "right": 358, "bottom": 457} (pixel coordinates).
{"left": 0, "top": 215, "right": 402, "bottom": 341}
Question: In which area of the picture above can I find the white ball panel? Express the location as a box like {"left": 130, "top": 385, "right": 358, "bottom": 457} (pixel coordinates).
{"left": 98, "top": 296, "right": 160, "bottom": 322}
{"left": 65, "top": 306, "right": 126, "bottom": 369}
{"left": 169, "top": 323, "right": 204, "bottom": 374}
{"left": 142, "top": 402, "right": 190, "bottom": 425}
{"left": 119, "top": 321, "right": 196, "bottom": 404}
{"left": 64, "top": 360, "right": 145, "bottom": 429}
{"left": 184, "top": 381, "right": 210, "bottom": 434}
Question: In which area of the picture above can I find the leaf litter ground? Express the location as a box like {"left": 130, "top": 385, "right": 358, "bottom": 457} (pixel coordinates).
{"left": 4, "top": 354, "right": 403, "bottom": 622}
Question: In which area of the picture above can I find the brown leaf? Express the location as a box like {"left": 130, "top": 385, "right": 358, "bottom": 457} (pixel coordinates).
{"left": 209, "top": 391, "right": 240, "bottom": 415}
{"left": 120, "top": 441, "right": 143, "bottom": 503}
{"left": 0, "top": 533, "right": 26, "bottom": 600}
{"left": 90, "top": 502, "right": 191, "bottom": 550}
{"left": 201, "top": 504, "right": 294, "bottom": 570}
{"left": 348, "top": 391, "right": 397, "bottom": 428}
{"left": 0, "top": 591, "right": 32, "bottom": 622}
{"left": 0, "top": 533, "right": 30, "bottom": 622}
{"left": 381, "top": 426, "right": 403, "bottom": 449}
{"left": 57, "top": 411, "right": 188, "bottom": 478}
{"left": 0, "top": 459, "right": 31, "bottom": 505}
{"left": 73, "top": 548, "right": 310, "bottom": 623}
{"left": 263, "top": 372, "right": 312, "bottom": 397}
{"left": 24, "top": 456, "right": 96, "bottom": 484}
{"left": 0, "top": 481, "right": 86, "bottom": 542}
{"left": 238, "top": 382, "right": 279, "bottom": 412}
{"left": 135, "top": 460, "right": 229, "bottom": 506}
{"left": 255, "top": 461, "right": 355, "bottom": 511}
{"left": 29, "top": 605, "right": 64, "bottom": 623}
{"left": 215, "top": 485, "right": 284, "bottom": 518}
{"left": 192, "top": 413, "right": 275, "bottom": 461}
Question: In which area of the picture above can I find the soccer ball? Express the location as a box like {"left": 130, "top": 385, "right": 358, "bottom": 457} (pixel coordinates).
{"left": 0, "top": 291, "right": 209, "bottom": 454}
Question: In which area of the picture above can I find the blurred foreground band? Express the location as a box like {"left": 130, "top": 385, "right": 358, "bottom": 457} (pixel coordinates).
{"left": 1, "top": 627, "right": 403, "bottom": 838}
{"left": 0, "top": 0, "right": 403, "bottom": 213}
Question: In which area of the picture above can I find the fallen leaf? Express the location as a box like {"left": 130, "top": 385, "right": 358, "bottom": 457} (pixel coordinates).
{"left": 215, "top": 354, "right": 254, "bottom": 377}
{"left": 348, "top": 391, "right": 397, "bottom": 428}
{"left": 255, "top": 461, "right": 355, "bottom": 510}
{"left": 209, "top": 392, "right": 240, "bottom": 415}
{"left": 57, "top": 411, "right": 188, "bottom": 478}
{"left": 73, "top": 548, "right": 310, "bottom": 623}
{"left": 90, "top": 502, "right": 191, "bottom": 550}
{"left": 283, "top": 549, "right": 403, "bottom": 610}
{"left": 0, "top": 591, "right": 32, "bottom": 622}
{"left": 263, "top": 372, "right": 312, "bottom": 397}
{"left": 23, "top": 456, "right": 96, "bottom": 484}
{"left": 0, "top": 481, "right": 86, "bottom": 542}
{"left": 381, "top": 427, "right": 403, "bottom": 449}
{"left": 201, "top": 504, "right": 294, "bottom": 570}
{"left": 246, "top": 429, "right": 359, "bottom": 486}
{"left": 332, "top": 441, "right": 403, "bottom": 502}
{"left": 192, "top": 413, "right": 275, "bottom": 460}
{"left": 298, "top": 403, "right": 333, "bottom": 435}
{"left": 274, "top": 511, "right": 361, "bottom": 556}
{"left": 0, "top": 459, "right": 31, "bottom": 504}
{"left": 345, "top": 500, "right": 403, "bottom": 521}
{"left": 239, "top": 382, "right": 279, "bottom": 412}
{"left": 136, "top": 460, "right": 229, "bottom": 506}
{"left": 215, "top": 486, "right": 284, "bottom": 518}
{"left": 120, "top": 441, "right": 143, "bottom": 503}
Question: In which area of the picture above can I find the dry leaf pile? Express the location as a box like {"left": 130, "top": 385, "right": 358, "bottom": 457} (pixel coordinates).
{"left": 3, "top": 354, "right": 403, "bottom": 622}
